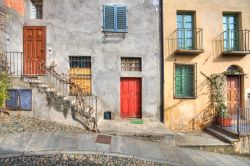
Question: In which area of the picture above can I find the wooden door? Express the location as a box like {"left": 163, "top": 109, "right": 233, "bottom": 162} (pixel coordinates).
{"left": 227, "top": 76, "right": 241, "bottom": 114}
{"left": 23, "top": 26, "right": 46, "bottom": 75}
{"left": 120, "top": 78, "right": 141, "bottom": 118}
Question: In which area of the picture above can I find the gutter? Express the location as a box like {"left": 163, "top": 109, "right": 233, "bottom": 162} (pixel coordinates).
{"left": 159, "top": 0, "right": 164, "bottom": 123}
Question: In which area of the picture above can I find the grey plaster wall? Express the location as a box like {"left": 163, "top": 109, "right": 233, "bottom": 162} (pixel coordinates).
{"left": 5, "top": 0, "right": 161, "bottom": 121}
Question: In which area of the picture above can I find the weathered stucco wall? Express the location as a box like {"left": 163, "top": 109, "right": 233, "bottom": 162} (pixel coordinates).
{"left": 4, "top": 0, "right": 161, "bottom": 122}
{"left": 163, "top": 0, "right": 250, "bottom": 130}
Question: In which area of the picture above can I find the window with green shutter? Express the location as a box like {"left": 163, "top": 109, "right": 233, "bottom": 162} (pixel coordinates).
{"left": 174, "top": 63, "right": 197, "bottom": 98}
{"left": 103, "top": 5, "right": 128, "bottom": 32}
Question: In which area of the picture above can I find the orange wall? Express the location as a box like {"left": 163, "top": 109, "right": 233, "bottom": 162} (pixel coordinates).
{"left": 4, "top": 0, "right": 25, "bottom": 16}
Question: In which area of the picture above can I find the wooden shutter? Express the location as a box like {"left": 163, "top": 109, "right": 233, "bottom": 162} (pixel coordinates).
{"left": 103, "top": 5, "right": 115, "bottom": 31}
{"left": 175, "top": 64, "right": 195, "bottom": 98}
{"left": 19, "top": 89, "right": 32, "bottom": 111}
{"left": 116, "top": 6, "right": 127, "bottom": 32}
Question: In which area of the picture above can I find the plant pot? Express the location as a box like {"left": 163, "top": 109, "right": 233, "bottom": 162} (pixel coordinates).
{"left": 216, "top": 117, "right": 232, "bottom": 127}
{"left": 104, "top": 111, "right": 111, "bottom": 120}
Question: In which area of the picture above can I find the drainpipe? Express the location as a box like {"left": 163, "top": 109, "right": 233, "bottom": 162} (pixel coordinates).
{"left": 159, "top": 0, "right": 164, "bottom": 123}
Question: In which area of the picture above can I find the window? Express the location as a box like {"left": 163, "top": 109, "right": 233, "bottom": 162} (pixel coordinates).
{"left": 121, "top": 57, "right": 141, "bottom": 71}
{"left": 31, "top": 0, "right": 43, "bottom": 19}
{"left": 177, "top": 12, "right": 194, "bottom": 50}
{"left": 103, "top": 5, "right": 128, "bottom": 32}
{"left": 223, "top": 14, "right": 239, "bottom": 51}
{"left": 174, "top": 63, "right": 197, "bottom": 98}
{"left": 69, "top": 56, "right": 91, "bottom": 95}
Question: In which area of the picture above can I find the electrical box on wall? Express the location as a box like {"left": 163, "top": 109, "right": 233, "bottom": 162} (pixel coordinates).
{"left": 248, "top": 93, "right": 250, "bottom": 99}
{"left": 6, "top": 89, "right": 32, "bottom": 111}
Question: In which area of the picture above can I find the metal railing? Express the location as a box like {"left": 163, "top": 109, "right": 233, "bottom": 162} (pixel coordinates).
{"left": 174, "top": 28, "right": 203, "bottom": 51}
{"left": 4, "top": 52, "right": 23, "bottom": 76}
{"left": 45, "top": 67, "right": 97, "bottom": 131}
{"left": 213, "top": 107, "right": 250, "bottom": 135}
{"left": 220, "top": 29, "right": 250, "bottom": 52}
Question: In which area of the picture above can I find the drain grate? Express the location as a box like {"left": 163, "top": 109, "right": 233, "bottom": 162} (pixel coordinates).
{"left": 95, "top": 135, "right": 112, "bottom": 145}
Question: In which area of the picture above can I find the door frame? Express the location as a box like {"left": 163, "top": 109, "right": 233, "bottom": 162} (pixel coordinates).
{"left": 23, "top": 26, "right": 46, "bottom": 76}
{"left": 226, "top": 74, "right": 244, "bottom": 113}
{"left": 120, "top": 77, "right": 142, "bottom": 118}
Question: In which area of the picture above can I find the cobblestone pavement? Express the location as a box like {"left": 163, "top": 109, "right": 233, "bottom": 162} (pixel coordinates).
{"left": 0, "top": 154, "right": 167, "bottom": 166}
{"left": 0, "top": 114, "right": 89, "bottom": 135}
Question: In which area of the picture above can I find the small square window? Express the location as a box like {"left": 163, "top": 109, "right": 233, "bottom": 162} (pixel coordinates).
{"left": 174, "top": 63, "right": 197, "bottom": 98}
{"left": 31, "top": 0, "right": 43, "bottom": 19}
{"left": 121, "top": 57, "right": 141, "bottom": 71}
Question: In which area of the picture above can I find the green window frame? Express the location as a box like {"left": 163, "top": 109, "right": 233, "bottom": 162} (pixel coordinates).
{"left": 223, "top": 14, "right": 239, "bottom": 51}
{"left": 103, "top": 5, "right": 128, "bottom": 32}
{"left": 177, "top": 12, "right": 194, "bottom": 50}
{"left": 174, "top": 63, "right": 197, "bottom": 99}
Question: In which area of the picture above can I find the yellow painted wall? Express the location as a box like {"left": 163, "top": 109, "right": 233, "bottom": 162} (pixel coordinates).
{"left": 163, "top": 0, "right": 250, "bottom": 131}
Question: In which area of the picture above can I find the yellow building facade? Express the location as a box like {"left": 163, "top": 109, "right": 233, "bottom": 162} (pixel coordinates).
{"left": 163, "top": 0, "right": 250, "bottom": 131}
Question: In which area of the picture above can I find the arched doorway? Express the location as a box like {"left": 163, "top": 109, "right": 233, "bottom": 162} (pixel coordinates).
{"left": 226, "top": 65, "right": 244, "bottom": 115}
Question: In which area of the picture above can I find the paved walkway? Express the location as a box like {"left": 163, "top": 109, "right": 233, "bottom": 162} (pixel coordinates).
{"left": 0, "top": 132, "right": 249, "bottom": 166}
{"left": 98, "top": 119, "right": 171, "bottom": 136}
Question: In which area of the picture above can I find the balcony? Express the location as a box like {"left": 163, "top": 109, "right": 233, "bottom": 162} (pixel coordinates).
{"left": 220, "top": 29, "right": 250, "bottom": 56}
{"left": 173, "top": 28, "right": 204, "bottom": 55}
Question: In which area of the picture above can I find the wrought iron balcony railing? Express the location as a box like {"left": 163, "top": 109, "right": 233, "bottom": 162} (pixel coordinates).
{"left": 220, "top": 29, "right": 250, "bottom": 55}
{"left": 173, "top": 28, "right": 204, "bottom": 55}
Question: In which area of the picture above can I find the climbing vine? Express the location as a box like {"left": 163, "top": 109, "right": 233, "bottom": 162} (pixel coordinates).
{"left": 201, "top": 72, "right": 227, "bottom": 116}
{"left": 0, "top": 71, "right": 10, "bottom": 110}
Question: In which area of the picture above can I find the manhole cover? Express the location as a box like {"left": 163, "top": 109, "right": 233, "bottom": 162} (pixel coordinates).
{"left": 95, "top": 135, "right": 112, "bottom": 145}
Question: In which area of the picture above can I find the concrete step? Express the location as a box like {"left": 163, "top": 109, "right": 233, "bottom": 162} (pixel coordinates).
{"left": 205, "top": 127, "right": 239, "bottom": 144}
{"left": 38, "top": 84, "right": 49, "bottom": 88}
{"left": 45, "top": 88, "right": 56, "bottom": 93}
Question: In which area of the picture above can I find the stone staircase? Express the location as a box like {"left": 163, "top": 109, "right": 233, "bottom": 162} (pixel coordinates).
{"left": 205, "top": 125, "right": 239, "bottom": 144}
{"left": 20, "top": 73, "right": 98, "bottom": 132}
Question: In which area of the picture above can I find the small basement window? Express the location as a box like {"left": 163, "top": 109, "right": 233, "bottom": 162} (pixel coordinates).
{"left": 31, "top": 0, "right": 43, "bottom": 19}
{"left": 121, "top": 57, "right": 141, "bottom": 71}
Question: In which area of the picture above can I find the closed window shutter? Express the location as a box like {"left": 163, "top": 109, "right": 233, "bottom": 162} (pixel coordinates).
{"left": 116, "top": 6, "right": 127, "bottom": 32}
{"left": 175, "top": 65, "right": 194, "bottom": 98}
{"left": 104, "top": 5, "right": 115, "bottom": 31}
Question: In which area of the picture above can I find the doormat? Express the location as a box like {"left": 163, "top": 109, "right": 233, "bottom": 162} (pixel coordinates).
{"left": 130, "top": 119, "right": 144, "bottom": 124}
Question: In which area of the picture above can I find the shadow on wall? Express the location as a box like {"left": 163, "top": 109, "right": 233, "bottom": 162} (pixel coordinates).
{"left": 212, "top": 33, "right": 244, "bottom": 63}
{"left": 165, "top": 73, "right": 214, "bottom": 131}
{"left": 164, "top": 33, "right": 197, "bottom": 62}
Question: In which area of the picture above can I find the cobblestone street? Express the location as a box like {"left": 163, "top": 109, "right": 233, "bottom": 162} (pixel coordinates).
{"left": 0, "top": 114, "right": 89, "bottom": 135}
{"left": 0, "top": 154, "right": 166, "bottom": 166}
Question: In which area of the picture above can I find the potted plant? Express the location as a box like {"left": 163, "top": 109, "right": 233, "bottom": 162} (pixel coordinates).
{"left": 216, "top": 103, "right": 232, "bottom": 127}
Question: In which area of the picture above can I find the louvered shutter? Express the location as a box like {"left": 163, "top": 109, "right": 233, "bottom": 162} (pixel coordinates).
{"left": 103, "top": 5, "right": 115, "bottom": 31}
{"left": 116, "top": 6, "right": 127, "bottom": 32}
{"left": 175, "top": 65, "right": 194, "bottom": 98}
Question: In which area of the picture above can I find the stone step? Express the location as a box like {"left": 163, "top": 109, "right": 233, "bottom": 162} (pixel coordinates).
{"left": 45, "top": 88, "right": 56, "bottom": 93}
{"left": 205, "top": 127, "right": 239, "bottom": 144}
{"left": 38, "top": 84, "right": 49, "bottom": 88}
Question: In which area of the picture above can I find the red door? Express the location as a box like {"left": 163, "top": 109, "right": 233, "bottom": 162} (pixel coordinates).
{"left": 120, "top": 78, "right": 142, "bottom": 118}
{"left": 23, "top": 26, "right": 46, "bottom": 75}
{"left": 227, "top": 76, "right": 241, "bottom": 114}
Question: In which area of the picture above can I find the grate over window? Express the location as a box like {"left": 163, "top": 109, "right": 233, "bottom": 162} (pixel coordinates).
{"left": 174, "top": 63, "right": 197, "bottom": 98}
{"left": 31, "top": 0, "right": 43, "bottom": 19}
{"left": 69, "top": 56, "right": 91, "bottom": 95}
{"left": 121, "top": 57, "right": 141, "bottom": 71}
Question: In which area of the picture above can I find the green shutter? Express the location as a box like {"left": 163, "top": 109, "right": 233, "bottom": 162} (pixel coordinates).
{"left": 175, "top": 64, "right": 195, "bottom": 98}
{"left": 116, "top": 6, "right": 127, "bottom": 32}
{"left": 104, "top": 5, "right": 115, "bottom": 31}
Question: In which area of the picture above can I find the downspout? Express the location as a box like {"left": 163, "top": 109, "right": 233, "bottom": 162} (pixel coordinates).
{"left": 160, "top": 0, "right": 164, "bottom": 123}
